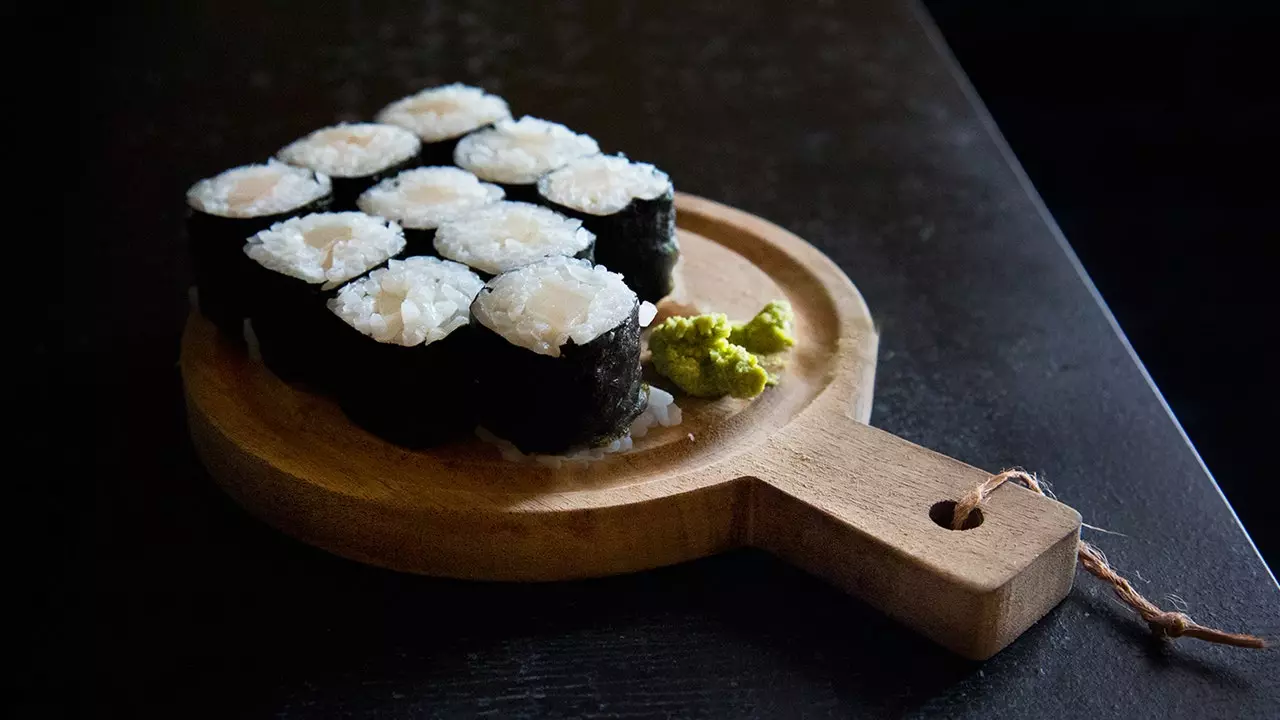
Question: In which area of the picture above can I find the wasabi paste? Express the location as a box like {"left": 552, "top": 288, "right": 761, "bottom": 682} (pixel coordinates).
{"left": 729, "top": 300, "right": 795, "bottom": 354}
{"left": 647, "top": 301, "right": 795, "bottom": 399}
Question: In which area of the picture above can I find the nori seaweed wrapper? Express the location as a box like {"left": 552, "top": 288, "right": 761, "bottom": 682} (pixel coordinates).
{"left": 401, "top": 228, "right": 440, "bottom": 257}
{"left": 324, "top": 149, "right": 423, "bottom": 211}
{"left": 186, "top": 190, "right": 333, "bottom": 337}
{"left": 493, "top": 181, "right": 541, "bottom": 204}
{"left": 330, "top": 324, "right": 479, "bottom": 448}
{"left": 471, "top": 298, "right": 646, "bottom": 454}
{"left": 539, "top": 189, "right": 678, "bottom": 303}
{"left": 571, "top": 241, "right": 596, "bottom": 266}
{"left": 243, "top": 255, "right": 397, "bottom": 390}
{"left": 420, "top": 132, "right": 471, "bottom": 167}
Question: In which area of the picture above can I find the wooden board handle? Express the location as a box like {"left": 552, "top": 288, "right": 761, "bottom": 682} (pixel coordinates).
{"left": 742, "top": 412, "right": 1081, "bottom": 659}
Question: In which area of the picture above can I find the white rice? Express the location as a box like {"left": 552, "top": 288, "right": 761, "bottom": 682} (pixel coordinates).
{"left": 244, "top": 212, "right": 406, "bottom": 290}
{"left": 454, "top": 116, "right": 600, "bottom": 185}
{"left": 638, "top": 301, "right": 658, "bottom": 328}
{"left": 471, "top": 257, "right": 636, "bottom": 358}
{"left": 328, "top": 256, "right": 484, "bottom": 347}
{"left": 477, "top": 385, "right": 683, "bottom": 466}
{"left": 278, "top": 123, "right": 421, "bottom": 178}
{"left": 628, "top": 386, "right": 683, "bottom": 439}
{"left": 375, "top": 84, "right": 511, "bottom": 143}
{"left": 433, "top": 202, "right": 594, "bottom": 275}
{"left": 537, "top": 154, "right": 672, "bottom": 216}
{"left": 186, "top": 160, "right": 331, "bottom": 219}
{"left": 357, "top": 167, "right": 504, "bottom": 230}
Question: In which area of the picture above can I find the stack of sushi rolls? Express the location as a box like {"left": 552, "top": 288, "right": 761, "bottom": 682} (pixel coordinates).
{"left": 327, "top": 256, "right": 486, "bottom": 446}
{"left": 433, "top": 201, "right": 595, "bottom": 279}
{"left": 278, "top": 123, "right": 422, "bottom": 210}
{"left": 537, "top": 154, "right": 678, "bottom": 303}
{"left": 376, "top": 84, "right": 511, "bottom": 166}
{"left": 454, "top": 117, "right": 600, "bottom": 203}
{"left": 470, "top": 257, "right": 647, "bottom": 454}
{"left": 184, "top": 82, "right": 688, "bottom": 453}
{"left": 186, "top": 160, "right": 333, "bottom": 334}
{"left": 242, "top": 212, "right": 406, "bottom": 386}
{"left": 357, "top": 167, "right": 504, "bottom": 253}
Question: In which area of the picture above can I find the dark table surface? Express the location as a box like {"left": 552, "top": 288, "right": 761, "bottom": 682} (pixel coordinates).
{"left": 65, "top": 0, "right": 1278, "bottom": 717}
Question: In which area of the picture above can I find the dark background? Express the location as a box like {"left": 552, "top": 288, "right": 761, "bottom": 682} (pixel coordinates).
{"left": 923, "top": 1, "right": 1276, "bottom": 562}
{"left": 29, "top": 0, "right": 1280, "bottom": 717}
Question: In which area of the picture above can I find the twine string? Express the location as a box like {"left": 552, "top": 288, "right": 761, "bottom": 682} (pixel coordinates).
{"left": 952, "top": 469, "right": 1266, "bottom": 650}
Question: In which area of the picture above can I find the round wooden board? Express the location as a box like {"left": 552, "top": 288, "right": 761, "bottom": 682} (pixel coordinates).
{"left": 183, "top": 193, "right": 878, "bottom": 579}
{"left": 184, "top": 193, "right": 1081, "bottom": 660}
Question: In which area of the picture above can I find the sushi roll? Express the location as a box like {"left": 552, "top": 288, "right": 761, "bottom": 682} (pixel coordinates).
{"left": 376, "top": 84, "right": 511, "bottom": 166}
{"left": 433, "top": 201, "right": 595, "bottom": 279}
{"left": 278, "top": 123, "right": 422, "bottom": 209}
{"left": 470, "top": 257, "right": 646, "bottom": 454}
{"left": 454, "top": 117, "right": 599, "bottom": 203}
{"left": 357, "top": 167, "right": 504, "bottom": 253}
{"left": 186, "top": 160, "right": 332, "bottom": 334}
{"left": 328, "top": 257, "right": 486, "bottom": 446}
{"left": 537, "top": 154, "right": 677, "bottom": 303}
{"left": 242, "top": 212, "right": 406, "bottom": 386}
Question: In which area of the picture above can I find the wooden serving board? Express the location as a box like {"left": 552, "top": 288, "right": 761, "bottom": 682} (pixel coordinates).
{"left": 181, "top": 193, "right": 1081, "bottom": 660}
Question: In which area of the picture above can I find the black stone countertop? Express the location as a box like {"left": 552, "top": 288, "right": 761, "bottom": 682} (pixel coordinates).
{"left": 71, "top": 1, "right": 1278, "bottom": 717}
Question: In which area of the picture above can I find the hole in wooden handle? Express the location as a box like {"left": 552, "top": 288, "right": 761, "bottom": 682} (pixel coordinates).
{"left": 930, "top": 500, "right": 983, "bottom": 530}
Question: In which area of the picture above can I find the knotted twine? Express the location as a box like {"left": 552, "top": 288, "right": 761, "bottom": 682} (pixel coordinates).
{"left": 952, "top": 469, "right": 1266, "bottom": 649}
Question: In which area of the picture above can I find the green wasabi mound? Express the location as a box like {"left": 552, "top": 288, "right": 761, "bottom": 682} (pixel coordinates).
{"left": 648, "top": 314, "right": 768, "bottom": 398}
{"left": 647, "top": 301, "right": 796, "bottom": 399}
{"left": 729, "top": 300, "right": 796, "bottom": 354}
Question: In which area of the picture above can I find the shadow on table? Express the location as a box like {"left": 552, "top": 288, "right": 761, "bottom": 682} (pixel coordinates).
{"left": 82, "top": 369, "right": 1265, "bottom": 718}
{"left": 1065, "top": 590, "right": 1257, "bottom": 691}
{"left": 90, "top": 404, "right": 986, "bottom": 716}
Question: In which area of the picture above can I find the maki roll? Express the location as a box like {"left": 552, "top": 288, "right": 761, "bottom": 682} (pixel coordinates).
{"left": 242, "top": 212, "right": 406, "bottom": 386}
{"left": 470, "top": 257, "right": 646, "bottom": 454}
{"left": 278, "top": 123, "right": 422, "bottom": 209}
{"left": 537, "top": 154, "right": 677, "bottom": 303}
{"left": 376, "top": 84, "right": 511, "bottom": 166}
{"left": 357, "top": 167, "right": 503, "bottom": 252}
{"left": 328, "top": 257, "right": 485, "bottom": 446}
{"left": 433, "top": 201, "right": 595, "bottom": 279}
{"left": 186, "top": 160, "right": 332, "bottom": 334}
{"left": 454, "top": 117, "right": 599, "bottom": 203}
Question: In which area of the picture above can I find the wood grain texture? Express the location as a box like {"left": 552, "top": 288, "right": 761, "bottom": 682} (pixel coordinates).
{"left": 182, "top": 192, "right": 1081, "bottom": 659}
